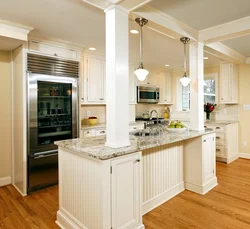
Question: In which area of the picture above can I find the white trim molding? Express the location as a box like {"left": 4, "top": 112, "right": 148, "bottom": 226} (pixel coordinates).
{"left": 0, "top": 176, "right": 11, "bottom": 187}
{"left": 199, "top": 16, "right": 250, "bottom": 44}
{"left": 239, "top": 153, "right": 250, "bottom": 159}
{"left": 0, "top": 19, "right": 33, "bottom": 41}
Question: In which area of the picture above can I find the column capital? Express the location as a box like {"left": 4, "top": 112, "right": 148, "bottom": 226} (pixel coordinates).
{"left": 188, "top": 41, "right": 205, "bottom": 48}
{"left": 104, "top": 4, "right": 129, "bottom": 13}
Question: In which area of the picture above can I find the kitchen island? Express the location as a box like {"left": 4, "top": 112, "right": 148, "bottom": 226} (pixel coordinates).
{"left": 55, "top": 129, "right": 217, "bottom": 229}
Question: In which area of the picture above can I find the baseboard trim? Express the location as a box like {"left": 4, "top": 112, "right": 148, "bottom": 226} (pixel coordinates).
{"left": 142, "top": 182, "right": 185, "bottom": 215}
{"left": 56, "top": 209, "right": 86, "bottom": 229}
{"left": 239, "top": 153, "right": 250, "bottom": 159}
{"left": 227, "top": 154, "right": 239, "bottom": 164}
{"left": 0, "top": 176, "right": 11, "bottom": 187}
{"left": 185, "top": 177, "right": 218, "bottom": 195}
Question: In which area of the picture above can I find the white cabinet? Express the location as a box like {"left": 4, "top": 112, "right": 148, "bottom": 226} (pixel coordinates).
{"left": 129, "top": 65, "right": 137, "bottom": 104}
{"left": 83, "top": 56, "right": 106, "bottom": 104}
{"left": 111, "top": 153, "right": 142, "bottom": 229}
{"left": 29, "top": 40, "right": 78, "bottom": 60}
{"left": 205, "top": 123, "right": 239, "bottom": 163}
{"left": 156, "top": 72, "right": 172, "bottom": 104}
{"left": 184, "top": 133, "right": 217, "bottom": 194}
{"left": 220, "top": 63, "right": 238, "bottom": 104}
{"left": 202, "top": 134, "right": 216, "bottom": 184}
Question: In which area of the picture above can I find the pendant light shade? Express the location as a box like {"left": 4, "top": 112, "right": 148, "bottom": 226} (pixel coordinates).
{"left": 134, "top": 18, "right": 149, "bottom": 81}
{"left": 134, "top": 68, "right": 149, "bottom": 81}
{"left": 180, "top": 37, "right": 191, "bottom": 87}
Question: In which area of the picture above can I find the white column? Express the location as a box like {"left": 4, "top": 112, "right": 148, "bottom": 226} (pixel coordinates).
{"left": 189, "top": 42, "right": 205, "bottom": 131}
{"left": 105, "top": 5, "right": 130, "bottom": 148}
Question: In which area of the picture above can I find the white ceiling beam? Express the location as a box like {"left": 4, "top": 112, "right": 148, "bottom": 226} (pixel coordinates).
{"left": 199, "top": 16, "right": 250, "bottom": 44}
{"left": 204, "top": 42, "right": 246, "bottom": 64}
{"left": 82, "top": 0, "right": 152, "bottom": 11}
{"left": 119, "top": 0, "right": 152, "bottom": 12}
{"left": 132, "top": 5, "right": 198, "bottom": 41}
{"left": 0, "top": 19, "right": 33, "bottom": 41}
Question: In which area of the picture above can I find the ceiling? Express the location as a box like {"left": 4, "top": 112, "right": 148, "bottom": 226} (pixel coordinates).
{"left": 0, "top": 0, "right": 227, "bottom": 70}
{"left": 149, "top": 0, "right": 250, "bottom": 30}
{"left": 222, "top": 35, "right": 250, "bottom": 57}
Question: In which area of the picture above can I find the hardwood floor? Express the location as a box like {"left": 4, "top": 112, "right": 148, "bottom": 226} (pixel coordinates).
{"left": 1, "top": 159, "right": 250, "bottom": 229}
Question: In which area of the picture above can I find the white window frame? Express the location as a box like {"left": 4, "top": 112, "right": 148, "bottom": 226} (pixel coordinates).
{"left": 176, "top": 73, "right": 218, "bottom": 111}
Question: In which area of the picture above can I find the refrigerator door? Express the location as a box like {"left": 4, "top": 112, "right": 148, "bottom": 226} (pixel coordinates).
{"left": 28, "top": 150, "right": 58, "bottom": 193}
{"left": 28, "top": 73, "right": 78, "bottom": 155}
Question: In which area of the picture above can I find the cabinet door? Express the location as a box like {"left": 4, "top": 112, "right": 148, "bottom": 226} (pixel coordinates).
{"left": 111, "top": 153, "right": 141, "bottom": 229}
{"left": 156, "top": 72, "right": 172, "bottom": 104}
{"left": 86, "top": 57, "right": 104, "bottom": 103}
{"left": 220, "top": 63, "right": 231, "bottom": 103}
{"left": 202, "top": 134, "right": 216, "bottom": 184}
{"left": 129, "top": 65, "right": 137, "bottom": 104}
{"left": 29, "top": 41, "right": 77, "bottom": 60}
{"left": 101, "top": 61, "right": 106, "bottom": 102}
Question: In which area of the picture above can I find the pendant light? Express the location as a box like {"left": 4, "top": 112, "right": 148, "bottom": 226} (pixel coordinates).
{"left": 134, "top": 18, "right": 149, "bottom": 81}
{"left": 180, "top": 37, "right": 191, "bottom": 87}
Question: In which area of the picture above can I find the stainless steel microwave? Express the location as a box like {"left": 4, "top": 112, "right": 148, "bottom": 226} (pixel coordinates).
{"left": 137, "top": 85, "right": 160, "bottom": 104}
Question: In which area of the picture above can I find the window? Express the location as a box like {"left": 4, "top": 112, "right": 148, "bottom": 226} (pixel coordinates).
{"left": 177, "top": 73, "right": 218, "bottom": 111}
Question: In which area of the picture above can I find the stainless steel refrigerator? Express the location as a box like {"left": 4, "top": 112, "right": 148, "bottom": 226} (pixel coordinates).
{"left": 27, "top": 53, "right": 79, "bottom": 193}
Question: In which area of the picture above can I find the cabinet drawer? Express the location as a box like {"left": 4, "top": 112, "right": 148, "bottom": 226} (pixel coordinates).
{"left": 216, "top": 145, "right": 226, "bottom": 158}
{"left": 95, "top": 128, "right": 106, "bottom": 136}
{"left": 215, "top": 132, "right": 226, "bottom": 144}
{"left": 129, "top": 125, "right": 144, "bottom": 132}
{"left": 83, "top": 129, "right": 95, "bottom": 138}
{"left": 29, "top": 41, "right": 77, "bottom": 60}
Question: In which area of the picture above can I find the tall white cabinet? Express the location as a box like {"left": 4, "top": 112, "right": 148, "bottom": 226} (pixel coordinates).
{"left": 220, "top": 62, "right": 238, "bottom": 104}
{"left": 82, "top": 55, "right": 106, "bottom": 104}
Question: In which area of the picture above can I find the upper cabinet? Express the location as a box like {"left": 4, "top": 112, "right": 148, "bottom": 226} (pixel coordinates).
{"left": 28, "top": 39, "right": 81, "bottom": 61}
{"left": 82, "top": 56, "right": 106, "bottom": 104}
{"left": 157, "top": 72, "right": 172, "bottom": 104}
{"left": 220, "top": 62, "right": 238, "bottom": 104}
{"left": 129, "top": 65, "right": 137, "bottom": 104}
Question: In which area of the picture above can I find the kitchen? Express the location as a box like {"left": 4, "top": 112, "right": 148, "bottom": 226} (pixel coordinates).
{"left": 0, "top": 0, "right": 250, "bottom": 229}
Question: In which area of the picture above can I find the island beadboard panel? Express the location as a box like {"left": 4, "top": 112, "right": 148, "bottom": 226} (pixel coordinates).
{"left": 142, "top": 142, "right": 184, "bottom": 215}
{"left": 57, "top": 148, "right": 111, "bottom": 229}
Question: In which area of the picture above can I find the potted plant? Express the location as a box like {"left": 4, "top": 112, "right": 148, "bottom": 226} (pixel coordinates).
{"left": 204, "top": 102, "right": 217, "bottom": 120}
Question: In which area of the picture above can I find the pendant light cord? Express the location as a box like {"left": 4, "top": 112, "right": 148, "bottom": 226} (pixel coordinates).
{"left": 140, "top": 24, "right": 143, "bottom": 68}
{"left": 183, "top": 41, "right": 187, "bottom": 77}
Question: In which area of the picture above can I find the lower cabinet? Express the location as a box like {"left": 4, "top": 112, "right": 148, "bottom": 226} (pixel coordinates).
{"left": 57, "top": 149, "right": 143, "bottom": 229}
{"left": 111, "top": 153, "right": 142, "bottom": 229}
{"left": 205, "top": 123, "right": 239, "bottom": 163}
{"left": 184, "top": 133, "right": 217, "bottom": 194}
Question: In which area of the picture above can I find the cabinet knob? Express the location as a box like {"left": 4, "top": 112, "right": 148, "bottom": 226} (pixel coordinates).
{"left": 216, "top": 149, "right": 221, "bottom": 152}
{"left": 100, "top": 98, "right": 104, "bottom": 100}
{"left": 216, "top": 136, "right": 220, "bottom": 139}
{"left": 135, "top": 159, "right": 140, "bottom": 163}
{"left": 221, "top": 98, "right": 223, "bottom": 100}
{"left": 203, "top": 140, "right": 207, "bottom": 143}
{"left": 100, "top": 131, "right": 105, "bottom": 134}
{"left": 54, "top": 53, "right": 58, "bottom": 56}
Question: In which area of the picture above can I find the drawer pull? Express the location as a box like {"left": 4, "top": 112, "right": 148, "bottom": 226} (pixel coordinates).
{"left": 216, "top": 127, "right": 221, "bottom": 129}
{"left": 100, "top": 131, "right": 106, "bottom": 134}
{"left": 135, "top": 159, "right": 140, "bottom": 163}
{"left": 100, "top": 98, "right": 104, "bottom": 100}
{"left": 216, "top": 149, "right": 221, "bottom": 152}
{"left": 133, "top": 127, "right": 137, "bottom": 130}
{"left": 204, "top": 126, "right": 207, "bottom": 128}
{"left": 203, "top": 140, "right": 206, "bottom": 143}
{"left": 216, "top": 136, "right": 220, "bottom": 139}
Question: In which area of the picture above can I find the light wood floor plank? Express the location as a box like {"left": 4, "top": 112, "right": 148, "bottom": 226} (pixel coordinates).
{"left": 0, "top": 159, "right": 250, "bottom": 228}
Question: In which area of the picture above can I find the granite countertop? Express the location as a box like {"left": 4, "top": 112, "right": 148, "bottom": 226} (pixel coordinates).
{"left": 81, "top": 121, "right": 145, "bottom": 130}
{"left": 55, "top": 129, "right": 215, "bottom": 160}
{"left": 204, "top": 120, "right": 239, "bottom": 125}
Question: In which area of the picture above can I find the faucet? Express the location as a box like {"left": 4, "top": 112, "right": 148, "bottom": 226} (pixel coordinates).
{"left": 150, "top": 110, "right": 158, "bottom": 123}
